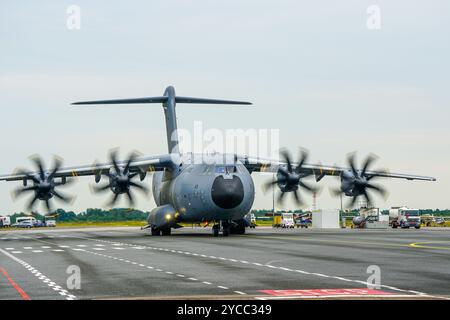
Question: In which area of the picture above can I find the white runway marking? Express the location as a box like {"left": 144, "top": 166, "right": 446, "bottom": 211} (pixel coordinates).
{"left": 61, "top": 246, "right": 243, "bottom": 295}
{"left": 78, "top": 235, "right": 430, "bottom": 298}
{"left": 234, "top": 291, "right": 247, "bottom": 295}
{"left": 0, "top": 248, "right": 77, "bottom": 300}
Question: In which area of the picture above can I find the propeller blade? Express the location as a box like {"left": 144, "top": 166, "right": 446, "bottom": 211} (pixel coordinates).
{"left": 361, "top": 154, "right": 376, "bottom": 176}
{"left": 263, "top": 179, "right": 279, "bottom": 193}
{"left": 52, "top": 190, "right": 73, "bottom": 204}
{"left": 109, "top": 150, "right": 121, "bottom": 174}
{"left": 129, "top": 181, "right": 149, "bottom": 195}
{"left": 365, "top": 183, "right": 387, "bottom": 196}
{"left": 12, "top": 186, "right": 38, "bottom": 199}
{"left": 26, "top": 195, "right": 39, "bottom": 211}
{"left": 347, "top": 154, "right": 358, "bottom": 177}
{"left": 280, "top": 149, "right": 293, "bottom": 173}
{"left": 277, "top": 191, "right": 286, "bottom": 204}
{"left": 363, "top": 190, "right": 372, "bottom": 207}
{"left": 129, "top": 172, "right": 139, "bottom": 179}
{"left": 15, "top": 169, "right": 40, "bottom": 184}
{"left": 92, "top": 183, "right": 112, "bottom": 193}
{"left": 298, "top": 181, "right": 315, "bottom": 193}
{"left": 30, "top": 155, "right": 45, "bottom": 180}
{"left": 45, "top": 199, "right": 52, "bottom": 213}
{"left": 48, "top": 156, "right": 63, "bottom": 180}
{"left": 108, "top": 193, "right": 120, "bottom": 207}
{"left": 349, "top": 195, "right": 358, "bottom": 208}
{"left": 330, "top": 187, "right": 343, "bottom": 197}
{"left": 292, "top": 190, "right": 304, "bottom": 206}
{"left": 295, "top": 150, "right": 308, "bottom": 173}
{"left": 126, "top": 190, "right": 135, "bottom": 206}
{"left": 124, "top": 152, "right": 138, "bottom": 175}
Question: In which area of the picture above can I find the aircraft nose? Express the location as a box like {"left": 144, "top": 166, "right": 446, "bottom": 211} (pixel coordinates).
{"left": 211, "top": 175, "right": 244, "bottom": 209}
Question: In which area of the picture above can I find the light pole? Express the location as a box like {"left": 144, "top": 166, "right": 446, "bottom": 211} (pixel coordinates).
{"left": 272, "top": 172, "right": 275, "bottom": 225}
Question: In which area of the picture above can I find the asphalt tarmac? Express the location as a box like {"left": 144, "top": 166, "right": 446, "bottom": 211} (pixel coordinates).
{"left": 1, "top": 226, "right": 449, "bottom": 300}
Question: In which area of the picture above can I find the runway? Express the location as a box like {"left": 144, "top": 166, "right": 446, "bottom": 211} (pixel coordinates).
{"left": 1, "top": 226, "right": 450, "bottom": 300}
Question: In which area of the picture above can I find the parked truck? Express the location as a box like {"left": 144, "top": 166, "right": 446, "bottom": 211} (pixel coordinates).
{"left": 273, "top": 212, "right": 295, "bottom": 228}
{"left": 0, "top": 216, "right": 11, "bottom": 228}
{"left": 389, "top": 206, "right": 421, "bottom": 229}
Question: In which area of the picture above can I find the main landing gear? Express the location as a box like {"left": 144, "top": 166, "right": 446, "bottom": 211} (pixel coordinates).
{"left": 151, "top": 227, "right": 171, "bottom": 236}
{"left": 211, "top": 220, "right": 246, "bottom": 237}
{"left": 212, "top": 224, "right": 220, "bottom": 237}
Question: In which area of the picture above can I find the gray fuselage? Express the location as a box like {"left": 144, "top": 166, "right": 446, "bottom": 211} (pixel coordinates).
{"left": 152, "top": 155, "right": 255, "bottom": 223}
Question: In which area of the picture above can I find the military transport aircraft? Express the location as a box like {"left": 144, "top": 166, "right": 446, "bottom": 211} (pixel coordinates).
{"left": 0, "top": 86, "right": 436, "bottom": 236}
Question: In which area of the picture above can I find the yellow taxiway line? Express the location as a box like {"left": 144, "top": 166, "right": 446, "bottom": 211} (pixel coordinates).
{"left": 239, "top": 234, "right": 450, "bottom": 251}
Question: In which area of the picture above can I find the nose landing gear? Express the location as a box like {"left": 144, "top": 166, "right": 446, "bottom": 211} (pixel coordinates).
{"left": 211, "top": 221, "right": 232, "bottom": 237}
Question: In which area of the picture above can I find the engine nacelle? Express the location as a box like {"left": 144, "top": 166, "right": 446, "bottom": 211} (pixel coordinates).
{"left": 353, "top": 216, "right": 365, "bottom": 226}
{"left": 148, "top": 204, "right": 178, "bottom": 229}
{"left": 340, "top": 170, "right": 357, "bottom": 196}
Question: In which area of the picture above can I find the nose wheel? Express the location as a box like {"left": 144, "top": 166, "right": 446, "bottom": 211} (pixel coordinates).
{"left": 212, "top": 221, "right": 231, "bottom": 237}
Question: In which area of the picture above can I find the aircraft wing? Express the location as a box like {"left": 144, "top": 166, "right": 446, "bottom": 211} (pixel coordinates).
{"left": 0, "top": 154, "right": 175, "bottom": 182}
{"left": 239, "top": 155, "right": 436, "bottom": 182}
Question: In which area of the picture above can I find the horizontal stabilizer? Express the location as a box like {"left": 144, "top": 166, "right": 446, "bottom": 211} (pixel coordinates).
{"left": 175, "top": 96, "right": 252, "bottom": 105}
{"left": 72, "top": 97, "right": 167, "bottom": 105}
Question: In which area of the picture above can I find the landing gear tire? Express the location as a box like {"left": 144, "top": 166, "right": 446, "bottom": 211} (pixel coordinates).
{"left": 221, "top": 221, "right": 231, "bottom": 237}
{"left": 230, "top": 219, "right": 246, "bottom": 235}
{"left": 212, "top": 225, "right": 219, "bottom": 237}
{"left": 161, "top": 228, "right": 172, "bottom": 236}
{"left": 151, "top": 227, "right": 161, "bottom": 236}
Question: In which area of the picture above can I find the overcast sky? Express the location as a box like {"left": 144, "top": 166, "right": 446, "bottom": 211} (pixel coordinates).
{"left": 1, "top": 1, "right": 449, "bottom": 214}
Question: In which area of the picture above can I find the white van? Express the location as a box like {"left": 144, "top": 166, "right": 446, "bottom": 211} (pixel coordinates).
{"left": 0, "top": 216, "right": 11, "bottom": 227}
{"left": 15, "top": 216, "right": 36, "bottom": 228}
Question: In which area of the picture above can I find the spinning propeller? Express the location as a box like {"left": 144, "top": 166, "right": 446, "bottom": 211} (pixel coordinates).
{"left": 264, "top": 149, "right": 316, "bottom": 206}
{"left": 332, "top": 153, "right": 387, "bottom": 207}
{"left": 12, "top": 155, "right": 74, "bottom": 213}
{"left": 92, "top": 150, "right": 149, "bottom": 207}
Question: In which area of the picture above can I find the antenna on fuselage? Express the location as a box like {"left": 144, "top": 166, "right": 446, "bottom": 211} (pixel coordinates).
{"left": 72, "top": 86, "right": 252, "bottom": 154}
